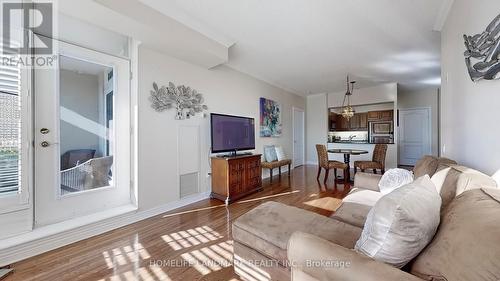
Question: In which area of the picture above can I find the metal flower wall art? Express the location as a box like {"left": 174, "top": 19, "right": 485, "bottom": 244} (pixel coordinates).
{"left": 150, "top": 82, "right": 208, "bottom": 120}
{"left": 464, "top": 14, "right": 500, "bottom": 82}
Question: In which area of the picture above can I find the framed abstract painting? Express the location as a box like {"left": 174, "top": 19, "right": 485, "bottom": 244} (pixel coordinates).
{"left": 260, "top": 97, "right": 282, "bottom": 137}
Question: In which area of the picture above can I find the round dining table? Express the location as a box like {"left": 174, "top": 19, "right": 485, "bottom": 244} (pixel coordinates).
{"left": 327, "top": 148, "right": 369, "bottom": 182}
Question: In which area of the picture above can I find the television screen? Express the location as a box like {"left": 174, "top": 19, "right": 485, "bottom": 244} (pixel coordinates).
{"left": 211, "top": 113, "right": 255, "bottom": 153}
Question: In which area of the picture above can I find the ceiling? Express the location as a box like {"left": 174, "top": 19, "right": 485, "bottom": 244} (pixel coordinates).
{"left": 138, "top": 0, "right": 450, "bottom": 95}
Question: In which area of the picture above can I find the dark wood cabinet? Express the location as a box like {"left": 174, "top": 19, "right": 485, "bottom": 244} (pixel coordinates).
{"left": 333, "top": 112, "right": 368, "bottom": 131}
{"left": 328, "top": 112, "right": 337, "bottom": 131}
{"left": 336, "top": 114, "right": 350, "bottom": 131}
{"left": 367, "top": 111, "right": 380, "bottom": 120}
{"left": 368, "top": 110, "right": 393, "bottom": 121}
{"left": 211, "top": 154, "right": 262, "bottom": 204}
{"left": 359, "top": 113, "right": 368, "bottom": 129}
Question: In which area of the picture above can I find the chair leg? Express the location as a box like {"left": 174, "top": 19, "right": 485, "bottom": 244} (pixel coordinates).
{"left": 361, "top": 169, "right": 365, "bottom": 173}
{"left": 344, "top": 168, "right": 348, "bottom": 183}
{"left": 288, "top": 164, "right": 291, "bottom": 177}
{"left": 324, "top": 169, "right": 330, "bottom": 183}
{"left": 279, "top": 166, "right": 282, "bottom": 176}
{"left": 317, "top": 166, "right": 321, "bottom": 179}
{"left": 334, "top": 169, "right": 337, "bottom": 182}
{"left": 270, "top": 168, "right": 273, "bottom": 182}
{"left": 373, "top": 169, "right": 377, "bottom": 174}
{"left": 354, "top": 166, "right": 357, "bottom": 175}
{"left": 381, "top": 169, "right": 385, "bottom": 174}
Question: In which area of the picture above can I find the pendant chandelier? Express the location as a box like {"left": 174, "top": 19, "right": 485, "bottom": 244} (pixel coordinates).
{"left": 341, "top": 75, "right": 356, "bottom": 120}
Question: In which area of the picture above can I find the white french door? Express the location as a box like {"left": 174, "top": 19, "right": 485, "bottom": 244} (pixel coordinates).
{"left": 293, "top": 108, "right": 305, "bottom": 168}
{"left": 399, "top": 108, "right": 432, "bottom": 166}
{"left": 34, "top": 40, "right": 131, "bottom": 226}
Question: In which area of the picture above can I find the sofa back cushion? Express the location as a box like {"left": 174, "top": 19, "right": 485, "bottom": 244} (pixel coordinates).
{"left": 436, "top": 157, "right": 457, "bottom": 172}
{"left": 411, "top": 188, "right": 500, "bottom": 281}
{"left": 413, "top": 156, "right": 439, "bottom": 178}
{"left": 439, "top": 165, "right": 497, "bottom": 210}
{"left": 355, "top": 175, "right": 441, "bottom": 268}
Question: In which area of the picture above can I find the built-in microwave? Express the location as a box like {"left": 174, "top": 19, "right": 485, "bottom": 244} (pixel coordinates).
{"left": 369, "top": 121, "right": 394, "bottom": 143}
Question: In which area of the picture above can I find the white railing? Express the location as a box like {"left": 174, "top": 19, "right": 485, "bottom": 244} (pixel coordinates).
{"left": 60, "top": 156, "right": 113, "bottom": 194}
{"left": 0, "top": 153, "right": 19, "bottom": 193}
{"left": 60, "top": 159, "right": 91, "bottom": 192}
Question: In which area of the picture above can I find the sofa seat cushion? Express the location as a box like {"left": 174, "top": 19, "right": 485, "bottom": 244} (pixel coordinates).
{"left": 232, "top": 201, "right": 362, "bottom": 264}
{"left": 342, "top": 188, "right": 384, "bottom": 207}
{"left": 411, "top": 188, "right": 500, "bottom": 281}
{"left": 331, "top": 202, "right": 372, "bottom": 228}
{"left": 329, "top": 188, "right": 383, "bottom": 228}
{"left": 261, "top": 159, "right": 291, "bottom": 169}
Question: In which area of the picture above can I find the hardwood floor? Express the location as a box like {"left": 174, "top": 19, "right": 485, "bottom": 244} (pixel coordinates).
{"left": 6, "top": 165, "right": 352, "bottom": 281}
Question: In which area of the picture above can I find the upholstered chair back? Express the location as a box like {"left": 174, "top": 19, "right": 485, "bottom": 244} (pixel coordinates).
{"left": 316, "top": 144, "right": 328, "bottom": 168}
{"left": 372, "top": 144, "right": 388, "bottom": 167}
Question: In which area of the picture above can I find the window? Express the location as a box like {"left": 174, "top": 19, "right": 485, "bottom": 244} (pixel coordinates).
{"left": 0, "top": 50, "right": 22, "bottom": 194}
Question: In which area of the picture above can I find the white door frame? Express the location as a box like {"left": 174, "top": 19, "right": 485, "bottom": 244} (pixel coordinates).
{"left": 292, "top": 107, "right": 305, "bottom": 168}
{"left": 398, "top": 107, "right": 432, "bottom": 166}
{"left": 34, "top": 40, "right": 132, "bottom": 227}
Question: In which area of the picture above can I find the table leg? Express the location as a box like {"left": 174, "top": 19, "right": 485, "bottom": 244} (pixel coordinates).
{"left": 344, "top": 154, "right": 351, "bottom": 182}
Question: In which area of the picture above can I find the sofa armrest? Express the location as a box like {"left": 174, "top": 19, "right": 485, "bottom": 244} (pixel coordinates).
{"left": 288, "top": 232, "right": 423, "bottom": 281}
{"left": 354, "top": 172, "right": 382, "bottom": 191}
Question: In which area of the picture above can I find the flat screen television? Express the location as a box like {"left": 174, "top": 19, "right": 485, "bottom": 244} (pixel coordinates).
{"left": 211, "top": 113, "right": 255, "bottom": 154}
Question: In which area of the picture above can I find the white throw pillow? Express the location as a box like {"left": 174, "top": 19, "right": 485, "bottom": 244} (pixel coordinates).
{"left": 430, "top": 167, "right": 451, "bottom": 194}
{"left": 275, "top": 146, "right": 287, "bottom": 161}
{"left": 355, "top": 175, "right": 441, "bottom": 268}
{"left": 378, "top": 168, "right": 414, "bottom": 195}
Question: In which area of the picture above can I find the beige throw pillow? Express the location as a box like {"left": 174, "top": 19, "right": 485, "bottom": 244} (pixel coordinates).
{"left": 430, "top": 167, "right": 451, "bottom": 194}
{"left": 355, "top": 175, "right": 441, "bottom": 268}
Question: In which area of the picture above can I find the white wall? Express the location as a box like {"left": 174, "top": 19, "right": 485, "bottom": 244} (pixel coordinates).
{"left": 398, "top": 87, "right": 439, "bottom": 156}
{"left": 306, "top": 94, "right": 328, "bottom": 164}
{"left": 138, "top": 47, "right": 305, "bottom": 211}
{"left": 441, "top": 0, "right": 500, "bottom": 175}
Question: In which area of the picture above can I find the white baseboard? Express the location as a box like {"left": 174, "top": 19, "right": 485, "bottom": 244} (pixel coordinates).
{"left": 306, "top": 161, "right": 317, "bottom": 165}
{"left": 0, "top": 191, "right": 210, "bottom": 267}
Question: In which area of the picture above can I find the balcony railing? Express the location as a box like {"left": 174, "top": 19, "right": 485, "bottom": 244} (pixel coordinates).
{"left": 0, "top": 152, "right": 19, "bottom": 193}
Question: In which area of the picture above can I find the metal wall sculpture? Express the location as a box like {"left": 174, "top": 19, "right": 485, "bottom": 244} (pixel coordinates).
{"left": 150, "top": 82, "right": 208, "bottom": 120}
{"left": 464, "top": 14, "right": 500, "bottom": 82}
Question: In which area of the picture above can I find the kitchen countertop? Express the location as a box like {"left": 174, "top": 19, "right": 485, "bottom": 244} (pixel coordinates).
{"left": 328, "top": 140, "right": 394, "bottom": 144}
{"left": 329, "top": 140, "right": 369, "bottom": 144}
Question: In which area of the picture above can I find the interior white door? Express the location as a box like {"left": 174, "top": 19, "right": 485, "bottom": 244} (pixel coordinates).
{"left": 34, "top": 40, "right": 131, "bottom": 226}
{"left": 399, "top": 108, "right": 431, "bottom": 166}
{"left": 293, "top": 108, "right": 305, "bottom": 167}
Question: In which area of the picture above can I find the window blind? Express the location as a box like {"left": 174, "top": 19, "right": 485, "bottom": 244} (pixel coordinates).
{"left": 0, "top": 46, "right": 21, "bottom": 194}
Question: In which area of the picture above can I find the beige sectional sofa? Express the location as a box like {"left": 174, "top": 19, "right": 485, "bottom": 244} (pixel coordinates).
{"left": 232, "top": 156, "right": 500, "bottom": 281}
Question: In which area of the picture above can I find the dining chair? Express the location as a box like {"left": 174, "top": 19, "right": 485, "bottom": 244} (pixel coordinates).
{"left": 354, "top": 144, "right": 388, "bottom": 174}
{"left": 315, "top": 144, "right": 348, "bottom": 183}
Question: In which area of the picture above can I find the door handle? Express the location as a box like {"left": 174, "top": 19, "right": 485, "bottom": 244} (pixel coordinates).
{"left": 40, "top": 141, "right": 59, "bottom": 147}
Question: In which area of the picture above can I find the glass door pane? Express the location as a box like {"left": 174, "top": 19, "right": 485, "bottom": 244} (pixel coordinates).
{"left": 59, "top": 55, "right": 114, "bottom": 195}
{"left": 0, "top": 52, "right": 21, "bottom": 194}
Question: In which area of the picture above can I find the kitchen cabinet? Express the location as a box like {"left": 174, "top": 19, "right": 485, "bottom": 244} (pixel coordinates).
{"left": 329, "top": 112, "right": 337, "bottom": 131}
{"left": 336, "top": 114, "right": 350, "bottom": 131}
{"left": 359, "top": 113, "right": 368, "bottom": 129}
{"left": 380, "top": 110, "right": 393, "bottom": 121}
{"left": 367, "top": 110, "right": 393, "bottom": 122}
{"left": 333, "top": 112, "right": 368, "bottom": 131}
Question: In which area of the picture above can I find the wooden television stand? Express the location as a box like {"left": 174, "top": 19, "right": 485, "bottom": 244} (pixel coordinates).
{"left": 211, "top": 154, "right": 262, "bottom": 204}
